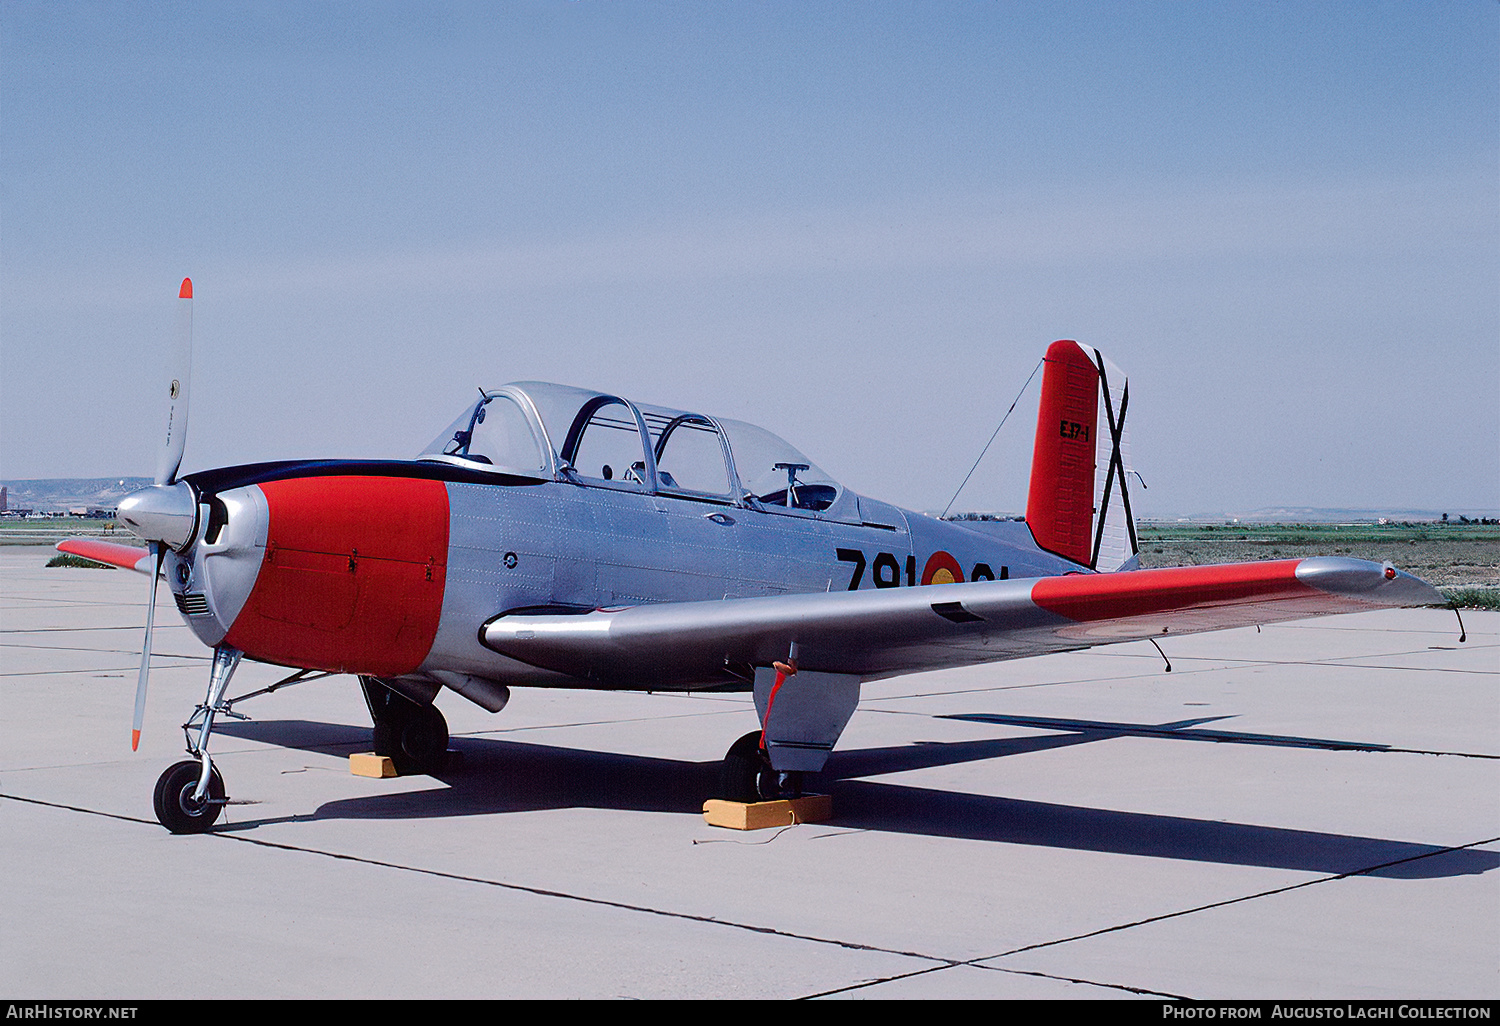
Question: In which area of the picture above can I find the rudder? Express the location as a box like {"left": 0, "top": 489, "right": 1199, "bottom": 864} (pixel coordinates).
{"left": 1026, "top": 340, "right": 1139, "bottom": 572}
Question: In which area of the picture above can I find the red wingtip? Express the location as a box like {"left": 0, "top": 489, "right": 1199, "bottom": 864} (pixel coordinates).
{"left": 179, "top": 278, "right": 192, "bottom": 299}
{"left": 131, "top": 729, "right": 141, "bottom": 751}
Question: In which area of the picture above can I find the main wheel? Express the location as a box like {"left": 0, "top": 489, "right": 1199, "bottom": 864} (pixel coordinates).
{"left": 720, "top": 730, "right": 779, "bottom": 803}
{"left": 373, "top": 703, "right": 448, "bottom": 776}
{"left": 153, "top": 759, "right": 225, "bottom": 834}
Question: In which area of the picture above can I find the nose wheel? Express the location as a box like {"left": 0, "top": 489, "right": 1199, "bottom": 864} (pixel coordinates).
{"left": 153, "top": 759, "right": 225, "bottom": 834}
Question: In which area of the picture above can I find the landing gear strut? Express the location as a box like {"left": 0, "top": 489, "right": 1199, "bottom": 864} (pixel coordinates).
{"left": 720, "top": 730, "right": 803, "bottom": 803}
{"left": 361, "top": 676, "right": 449, "bottom": 776}
{"left": 152, "top": 644, "right": 241, "bottom": 834}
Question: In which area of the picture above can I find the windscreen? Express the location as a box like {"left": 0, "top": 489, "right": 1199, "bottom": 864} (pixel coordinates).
{"left": 420, "top": 393, "right": 549, "bottom": 476}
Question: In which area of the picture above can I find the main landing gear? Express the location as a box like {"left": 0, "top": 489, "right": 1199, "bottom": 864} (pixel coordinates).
{"left": 718, "top": 655, "right": 858, "bottom": 804}
{"left": 361, "top": 676, "right": 449, "bottom": 776}
{"left": 720, "top": 730, "right": 804, "bottom": 803}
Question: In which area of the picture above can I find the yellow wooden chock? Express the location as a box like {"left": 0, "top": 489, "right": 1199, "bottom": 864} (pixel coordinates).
{"left": 702, "top": 795, "right": 833, "bottom": 830}
{"left": 349, "top": 753, "right": 397, "bottom": 778}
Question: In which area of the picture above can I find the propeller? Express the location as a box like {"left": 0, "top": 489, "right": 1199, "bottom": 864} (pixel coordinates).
{"left": 120, "top": 278, "right": 197, "bottom": 749}
{"left": 133, "top": 543, "right": 166, "bottom": 750}
{"left": 157, "top": 277, "right": 193, "bottom": 487}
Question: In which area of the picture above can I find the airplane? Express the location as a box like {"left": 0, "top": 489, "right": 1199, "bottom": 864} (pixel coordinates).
{"left": 59, "top": 278, "right": 1447, "bottom": 833}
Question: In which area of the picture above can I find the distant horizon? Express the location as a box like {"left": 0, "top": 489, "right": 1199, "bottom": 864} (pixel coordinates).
{"left": 2, "top": 474, "right": 1494, "bottom": 524}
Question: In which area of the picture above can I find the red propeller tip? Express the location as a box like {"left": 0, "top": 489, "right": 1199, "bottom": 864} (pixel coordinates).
{"left": 179, "top": 278, "right": 192, "bottom": 299}
{"left": 131, "top": 729, "right": 141, "bottom": 751}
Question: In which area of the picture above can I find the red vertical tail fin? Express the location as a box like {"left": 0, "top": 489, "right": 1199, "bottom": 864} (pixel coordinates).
{"left": 1026, "top": 340, "right": 1139, "bottom": 571}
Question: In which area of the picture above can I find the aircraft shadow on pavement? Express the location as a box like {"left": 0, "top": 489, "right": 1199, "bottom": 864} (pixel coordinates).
{"left": 214, "top": 718, "right": 1498, "bottom": 880}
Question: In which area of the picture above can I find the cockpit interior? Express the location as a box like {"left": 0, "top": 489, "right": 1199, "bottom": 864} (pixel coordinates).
{"left": 420, "top": 382, "right": 844, "bottom": 515}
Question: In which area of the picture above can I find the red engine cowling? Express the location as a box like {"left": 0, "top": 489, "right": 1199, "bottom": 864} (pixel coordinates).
{"left": 223, "top": 476, "right": 450, "bottom": 676}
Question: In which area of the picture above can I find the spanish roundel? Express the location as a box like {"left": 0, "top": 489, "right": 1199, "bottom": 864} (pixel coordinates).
{"left": 922, "top": 551, "right": 964, "bottom": 585}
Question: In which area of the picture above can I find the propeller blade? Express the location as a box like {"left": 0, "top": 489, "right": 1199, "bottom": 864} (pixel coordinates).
{"left": 155, "top": 278, "right": 193, "bottom": 486}
{"left": 132, "top": 543, "right": 165, "bottom": 750}
{"left": 132, "top": 279, "right": 194, "bottom": 749}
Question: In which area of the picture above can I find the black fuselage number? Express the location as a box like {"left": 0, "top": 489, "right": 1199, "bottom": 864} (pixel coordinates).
{"left": 836, "top": 548, "right": 1006, "bottom": 590}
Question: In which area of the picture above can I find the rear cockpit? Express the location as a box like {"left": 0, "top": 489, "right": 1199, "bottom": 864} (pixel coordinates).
{"left": 419, "top": 382, "right": 852, "bottom": 518}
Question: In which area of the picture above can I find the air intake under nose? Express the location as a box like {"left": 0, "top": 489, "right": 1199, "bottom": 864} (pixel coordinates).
{"left": 173, "top": 592, "right": 212, "bottom": 618}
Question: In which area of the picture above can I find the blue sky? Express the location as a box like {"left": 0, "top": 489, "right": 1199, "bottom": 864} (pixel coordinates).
{"left": 3, "top": 1, "right": 1496, "bottom": 515}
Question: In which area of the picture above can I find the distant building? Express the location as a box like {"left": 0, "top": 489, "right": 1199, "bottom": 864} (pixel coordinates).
{"left": 0, "top": 486, "right": 6, "bottom": 513}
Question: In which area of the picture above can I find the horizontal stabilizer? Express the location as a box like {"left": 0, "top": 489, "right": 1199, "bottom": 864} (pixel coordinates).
{"left": 55, "top": 539, "right": 156, "bottom": 574}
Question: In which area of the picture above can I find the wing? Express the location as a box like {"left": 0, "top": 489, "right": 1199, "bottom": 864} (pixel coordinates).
{"left": 55, "top": 539, "right": 156, "bottom": 574}
{"left": 481, "top": 557, "right": 1446, "bottom": 689}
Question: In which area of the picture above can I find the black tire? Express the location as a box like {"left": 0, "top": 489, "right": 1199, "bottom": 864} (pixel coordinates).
{"left": 373, "top": 703, "right": 448, "bottom": 776}
{"left": 153, "top": 759, "right": 225, "bottom": 834}
{"left": 372, "top": 718, "right": 401, "bottom": 760}
{"left": 720, "top": 730, "right": 777, "bottom": 803}
{"left": 402, "top": 703, "right": 449, "bottom": 771}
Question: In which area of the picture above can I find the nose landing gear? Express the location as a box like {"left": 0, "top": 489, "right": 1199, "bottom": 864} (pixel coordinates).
{"left": 151, "top": 644, "right": 241, "bottom": 834}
